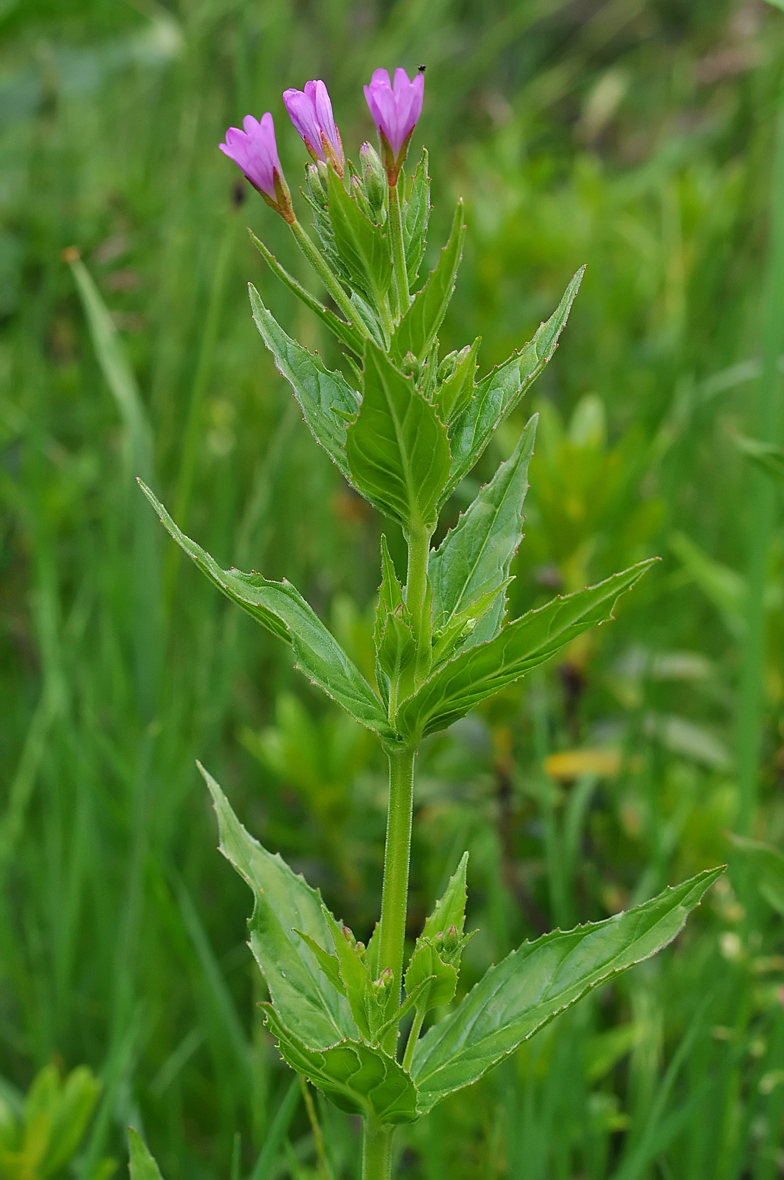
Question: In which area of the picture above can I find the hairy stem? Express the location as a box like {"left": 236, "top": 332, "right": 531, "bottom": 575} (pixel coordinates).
{"left": 406, "top": 525, "right": 433, "bottom": 682}
{"left": 378, "top": 744, "right": 416, "bottom": 1052}
{"left": 289, "top": 217, "right": 368, "bottom": 335}
{"left": 361, "top": 1124, "right": 393, "bottom": 1180}
{"left": 388, "top": 180, "right": 409, "bottom": 320}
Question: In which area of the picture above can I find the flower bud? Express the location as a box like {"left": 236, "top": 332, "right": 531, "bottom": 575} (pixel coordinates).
{"left": 306, "top": 161, "right": 329, "bottom": 208}
{"left": 219, "top": 113, "right": 294, "bottom": 223}
{"left": 360, "top": 142, "right": 387, "bottom": 220}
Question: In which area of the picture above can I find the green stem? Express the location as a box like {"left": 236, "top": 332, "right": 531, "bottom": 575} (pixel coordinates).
{"left": 387, "top": 180, "right": 409, "bottom": 320}
{"left": 402, "top": 1006, "right": 425, "bottom": 1074}
{"left": 406, "top": 525, "right": 432, "bottom": 682}
{"left": 361, "top": 1124, "right": 393, "bottom": 1180}
{"left": 378, "top": 744, "right": 416, "bottom": 1052}
{"left": 289, "top": 218, "right": 367, "bottom": 336}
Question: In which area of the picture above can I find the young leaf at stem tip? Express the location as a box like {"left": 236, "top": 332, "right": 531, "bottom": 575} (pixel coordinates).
{"left": 327, "top": 164, "right": 392, "bottom": 312}
{"left": 138, "top": 481, "right": 395, "bottom": 741}
{"left": 403, "top": 149, "right": 431, "bottom": 284}
{"left": 411, "top": 866, "right": 725, "bottom": 1113}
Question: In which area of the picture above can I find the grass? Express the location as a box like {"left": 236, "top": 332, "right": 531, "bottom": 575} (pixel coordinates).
{"left": 1, "top": 0, "right": 784, "bottom": 1177}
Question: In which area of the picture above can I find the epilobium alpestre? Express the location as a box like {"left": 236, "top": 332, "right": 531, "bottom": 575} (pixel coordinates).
{"left": 139, "top": 70, "right": 724, "bottom": 1180}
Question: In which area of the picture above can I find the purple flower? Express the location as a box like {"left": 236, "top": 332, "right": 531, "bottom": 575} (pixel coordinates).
{"left": 364, "top": 67, "right": 424, "bottom": 183}
{"left": 283, "top": 80, "right": 344, "bottom": 176}
{"left": 219, "top": 113, "right": 294, "bottom": 221}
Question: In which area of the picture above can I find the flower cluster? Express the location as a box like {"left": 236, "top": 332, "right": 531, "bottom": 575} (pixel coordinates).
{"left": 219, "top": 67, "right": 425, "bottom": 214}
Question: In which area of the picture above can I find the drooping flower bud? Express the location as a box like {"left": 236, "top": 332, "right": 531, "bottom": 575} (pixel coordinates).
{"left": 283, "top": 80, "right": 344, "bottom": 176}
{"left": 219, "top": 113, "right": 294, "bottom": 222}
{"left": 359, "top": 141, "right": 387, "bottom": 221}
{"left": 363, "top": 67, "right": 425, "bottom": 185}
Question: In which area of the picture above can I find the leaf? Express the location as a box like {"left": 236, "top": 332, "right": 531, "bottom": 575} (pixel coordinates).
{"left": 202, "top": 766, "right": 357, "bottom": 1047}
{"left": 128, "top": 1129, "right": 164, "bottom": 1180}
{"left": 729, "top": 833, "right": 784, "bottom": 916}
{"left": 445, "top": 266, "right": 584, "bottom": 500}
{"left": 249, "top": 232, "right": 364, "bottom": 355}
{"left": 345, "top": 343, "right": 451, "bottom": 532}
{"left": 395, "top": 560, "right": 656, "bottom": 739}
{"left": 139, "top": 482, "right": 394, "bottom": 740}
{"left": 422, "top": 852, "right": 470, "bottom": 940}
{"left": 320, "top": 908, "right": 377, "bottom": 1040}
{"left": 436, "top": 339, "right": 480, "bottom": 423}
{"left": 327, "top": 166, "right": 392, "bottom": 308}
{"left": 249, "top": 285, "right": 358, "bottom": 479}
{"left": 430, "top": 415, "right": 536, "bottom": 650}
{"left": 405, "top": 853, "right": 471, "bottom": 1012}
{"left": 403, "top": 150, "right": 431, "bottom": 285}
{"left": 405, "top": 944, "right": 458, "bottom": 1010}
{"left": 392, "top": 202, "right": 466, "bottom": 363}
{"left": 733, "top": 434, "right": 784, "bottom": 486}
{"left": 263, "top": 1007, "right": 419, "bottom": 1125}
{"left": 411, "top": 867, "right": 724, "bottom": 1113}
{"left": 293, "top": 930, "right": 347, "bottom": 997}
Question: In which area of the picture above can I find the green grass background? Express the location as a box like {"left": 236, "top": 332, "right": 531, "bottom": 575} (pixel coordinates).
{"left": 2, "top": 0, "right": 784, "bottom": 1176}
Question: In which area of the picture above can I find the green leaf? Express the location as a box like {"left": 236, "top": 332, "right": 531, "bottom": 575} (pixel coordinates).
{"left": 345, "top": 343, "right": 451, "bottom": 532}
{"left": 138, "top": 482, "right": 394, "bottom": 741}
{"left": 405, "top": 944, "right": 458, "bottom": 1011}
{"left": 403, "top": 150, "right": 431, "bottom": 285}
{"left": 444, "top": 266, "right": 584, "bottom": 500}
{"left": 249, "top": 232, "right": 364, "bottom": 355}
{"left": 293, "top": 930, "right": 347, "bottom": 997}
{"left": 436, "top": 338, "right": 480, "bottom": 423}
{"left": 202, "top": 766, "right": 357, "bottom": 1047}
{"left": 392, "top": 202, "right": 466, "bottom": 363}
{"left": 128, "top": 1129, "right": 164, "bottom": 1180}
{"left": 411, "top": 866, "right": 724, "bottom": 1113}
{"left": 430, "top": 415, "right": 536, "bottom": 650}
{"left": 729, "top": 833, "right": 784, "bottom": 915}
{"left": 733, "top": 434, "right": 784, "bottom": 486}
{"left": 264, "top": 1007, "right": 419, "bottom": 1125}
{"left": 405, "top": 853, "right": 471, "bottom": 1012}
{"left": 249, "top": 285, "right": 358, "bottom": 479}
{"left": 396, "top": 559, "right": 656, "bottom": 739}
{"left": 422, "top": 852, "right": 470, "bottom": 940}
{"left": 320, "top": 908, "right": 379, "bottom": 1041}
{"left": 327, "top": 166, "right": 392, "bottom": 309}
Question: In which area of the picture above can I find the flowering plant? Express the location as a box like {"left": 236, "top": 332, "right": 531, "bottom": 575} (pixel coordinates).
{"left": 138, "top": 70, "right": 722, "bottom": 1180}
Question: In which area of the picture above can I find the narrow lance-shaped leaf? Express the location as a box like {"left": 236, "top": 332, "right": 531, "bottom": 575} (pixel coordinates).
{"left": 249, "top": 232, "right": 364, "bottom": 355}
{"left": 444, "top": 266, "right": 584, "bottom": 502}
{"left": 430, "top": 415, "right": 536, "bottom": 650}
{"left": 202, "top": 766, "right": 357, "bottom": 1048}
{"left": 139, "top": 482, "right": 394, "bottom": 741}
{"left": 346, "top": 343, "right": 451, "bottom": 532}
{"left": 396, "top": 559, "right": 657, "bottom": 739}
{"left": 392, "top": 201, "right": 466, "bottom": 363}
{"left": 263, "top": 1006, "right": 420, "bottom": 1126}
{"left": 249, "top": 285, "right": 358, "bottom": 480}
{"left": 411, "top": 866, "right": 725, "bottom": 1113}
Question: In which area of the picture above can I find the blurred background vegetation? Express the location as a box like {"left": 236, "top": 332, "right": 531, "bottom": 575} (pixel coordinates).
{"left": 2, "top": 0, "right": 784, "bottom": 1176}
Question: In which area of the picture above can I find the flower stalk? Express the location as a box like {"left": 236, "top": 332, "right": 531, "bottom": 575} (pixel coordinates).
{"left": 387, "top": 177, "right": 409, "bottom": 320}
